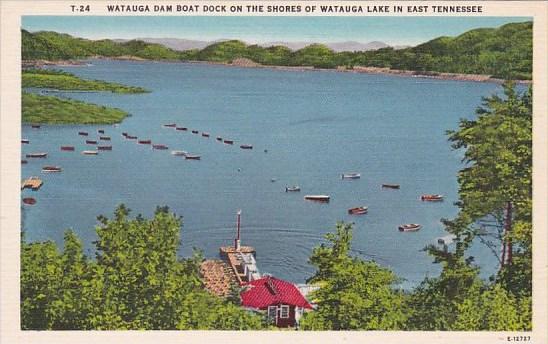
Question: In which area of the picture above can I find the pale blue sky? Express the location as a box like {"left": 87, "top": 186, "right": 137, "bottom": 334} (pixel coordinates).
{"left": 22, "top": 16, "right": 530, "bottom": 46}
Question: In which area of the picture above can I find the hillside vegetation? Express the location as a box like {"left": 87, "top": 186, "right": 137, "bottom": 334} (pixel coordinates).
{"left": 22, "top": 21, "right": 532, "bottom": 79}
{"left": 23, "top": 69, "right": 149, "bottom": 93}
{"left": 22, "top": 92, "right": 128, "bottom": 124}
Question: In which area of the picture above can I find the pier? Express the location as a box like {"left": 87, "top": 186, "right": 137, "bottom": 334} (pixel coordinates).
{"left": 21, "top": 177, "right": 43, "bottom": 190}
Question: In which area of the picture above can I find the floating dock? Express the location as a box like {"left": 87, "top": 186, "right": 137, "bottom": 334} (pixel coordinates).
{"left": 21, "top": 177, "right": 43, "bottom": 190}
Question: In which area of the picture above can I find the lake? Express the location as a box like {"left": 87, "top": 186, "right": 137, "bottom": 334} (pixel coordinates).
{"left": 21, "top": 60, "right": 503, "bottom": 288}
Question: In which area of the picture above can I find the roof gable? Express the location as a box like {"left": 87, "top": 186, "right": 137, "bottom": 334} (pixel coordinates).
{"left": 240, "top": 276, "right": 313, "bottom": 309}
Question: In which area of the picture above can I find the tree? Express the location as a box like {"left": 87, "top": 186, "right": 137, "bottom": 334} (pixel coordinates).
{"left": 407, "top": 82, "right": 532, "bottom": 331}
{"left": 21, "top": 205, "right": 266, "bottom": 330}
{"left": 300, "top": 223, "right": 406, "bottom": 330}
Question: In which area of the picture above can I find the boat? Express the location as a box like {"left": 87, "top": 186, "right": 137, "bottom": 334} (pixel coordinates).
{"left": 41, "top": 166, "right": 62, "bottom": 173}
{"left": 304, "top": 195, "right": 330, "bottom": 203}
{"left": 31, "top": 124, "right": 41, "bottom": 129}
{"left": 398, "top": 223, "right": 422, "bottom": 232}
{"left": 348, "top": 206, "right": 368, "bottom": 215}
{"left": 126, "top": 135, "right": 137, "bottom": 140}
{"left": 78, "top": 131, "right": 88, "bottom": 136}
{"left": 138, "top": 139, "right": 151, "bottom": 144}
{"left": 185, "top": 154, "right": 201, "bottom": 160}
{"left": 82, "top": 150, "right": 98, "bottom": 155}
{"left": 176, "top": 127, "right": 188, "bottom": 131}
{"left": 152, "top": 144, "right": 169, "bottom": 150}
{"left": 97, "top": 145, "right": 112, "bottom": 151}
{"left": 60, "top": 146, "right": 75, "bottom": 151}
{"left": 202, "top": 132, "right": 210, "bottom": 137}
{"left": 21, "top": 139, "right": 30, "bottom": 144}
{"left": 21, "top": 160, "right": 28, "bottom": 164}
{"left": 163, "top": 123, "right": 177, "bottom": 128}
{"left": 191, "top": 130, "right": 199, "bottom": 134}
{"left": 382, "top": 184, "right": 400, "bottom": 189}
{"left": 285, "top": 186, "right": 301, "bottom": 192}
{"left": 171, "top": 150, "right": 188, "bottom": 156}
{"left": 223, "top": 139, "right": 234, "bottom": 145}
{"left": 122, "top": 132, "right": 128, "bottom": 137}
{"left": 216, "top": 137, "right": 223, "bottom": 141}
{"left": 341, "top": 173, "right": 361, "bottom": 179}
{"left": 100, "top": 136, "right": 111, "bottom": 141}
{"left": 98, "top": 129, "right": 105, "bottom": 134}
{"left": 85, "top": 140, "right": 98, "bottom": 144}
{"left": 22, "top": 197, "right": 36, "bottom": 205}
{"left": 240, "top": 144, "right": 253, "bottom": 149}
{"left": 421, "top": 194, "right": 444, "bottom": 202}
{"left": 26, "top": 152, "right": 47, "bottom": 158}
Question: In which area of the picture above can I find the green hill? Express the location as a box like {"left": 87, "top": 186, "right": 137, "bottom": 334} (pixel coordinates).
{"left": 22, "top": 21, "right": 532, "bottom": 79}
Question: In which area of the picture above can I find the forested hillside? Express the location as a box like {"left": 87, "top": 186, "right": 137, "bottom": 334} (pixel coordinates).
{"left": 22, "top": 21, "right": 532, "bottom": 79}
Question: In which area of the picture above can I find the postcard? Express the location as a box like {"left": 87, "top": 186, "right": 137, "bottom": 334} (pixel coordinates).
{"left": 1, "top": 1, "right": 546, "bottom": 343}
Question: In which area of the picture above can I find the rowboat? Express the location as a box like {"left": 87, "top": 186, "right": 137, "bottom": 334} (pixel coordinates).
{"left": 26, "top": 153, "right": 47, "bottom": 158}
{"left": 421, "top": 194, "right": 444, "bottom": 202}
{"left": 163, "top": 123, "right": 177, "bottom": 128}
{"left": 122, "top": 132, "right": 128, "bottom": 137}
{"left": 202, "top": 132, "right": 210, "bottom": 137}
{"left": 31, "top": 125, "right": 41, "bottom": 129}
{"left": 22, "top": 139, "right": 30, "bottom": 144}
{"left": 341, "top": 173, "right": 360, "bottom": 179}
{"left": 240, "top": 144, "right": 253, "bottom": 149}
{"left": 138, "top": 139, "right": 151, "bottom": 144}
{"left": 223, "top": 139, "right": 234, "bottom": 145}
{"left": 171, "top": 150, "right": 188, "bottom": 156}
{"left": 82, "top": 150, "right": 98, "bottom": 155}
{"left": 60, "top": 146, "right": 75, "bottom": 151}
{"left": 348, "top": 206, "right": 368, "bottom": 215}
{"left": 192, "top": 130, "right": 199, "bottom": 134}
{"left": 98, "top": 129, "right": 105, "bottom": 134}
{"left": 176, "top": 127, "right": 188, "bottom": 131}
{"left": 304, "top": 195, "right": 330, "bottom": 203}
{"left": 85, "top": 140, "right": 98, "bottom": 144}
{"left": 41, "top": 166, "right": 62, "bottom": 173}
{"left": 398, "top": 223, "right": 422, "bottom": 232}
{"left": 152, "top": 144, "right": 169, "bottom": 150}
{"left": 78, "top": 131, "right": 88, "bottom": 136}
{"left": 100, "top": 136, "right": 111, "bottom": 141}
{"left": 382, "top": 184, "right": 400, "bottom": 189}
{"left": 126, "top": 135, "right": 137, "bottom": 140}
{"left": 285, "top": 186, "right": 301, "bottom": 192}
{"left": 216, "top": 137, "right": 223, "bottom": 141}
{"left": 185, "top": 155, "right": 201, "bottom": 160}
{"left": 97, "top": 145, "right": 112, "bottom": 151}
{"left": 22, "top": 197, "right": 36, "bottom": 205}
{"left": 21, "top": 160, "right": 28, "bottom": 164}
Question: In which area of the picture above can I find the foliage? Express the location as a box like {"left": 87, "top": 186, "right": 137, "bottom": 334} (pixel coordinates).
{"left": 406, "top": 82, "right": 532, "bottom": 331}
{"left": 22, "top": 21, "right": 532, "bottom": 79}
{"left": 20, "top": 205, "right": 266, "bottom": 330}
{"left": 300, "top": 223, "right": 406, "bottom": 330}
{"left": 22, "top": 92, "right": 128, "bottom": 124}
{"left": 23, "top": 69, "right": 148, "bottom": 93}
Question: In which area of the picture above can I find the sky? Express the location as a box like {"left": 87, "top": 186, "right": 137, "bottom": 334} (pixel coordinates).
{"left": 21, "top": 16, "right": 530, "bottom": 46}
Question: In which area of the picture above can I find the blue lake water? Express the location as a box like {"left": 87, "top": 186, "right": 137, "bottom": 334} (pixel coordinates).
{"left": 22, "top": 60, "right": 503, "bottom": 288}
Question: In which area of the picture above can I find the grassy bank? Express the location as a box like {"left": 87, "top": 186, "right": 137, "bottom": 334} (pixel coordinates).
{"left": 22, "top": 92, "right": 128, "bottom": 124}
{"left": 23, "top": 69, "right": 149, "bottom": 93}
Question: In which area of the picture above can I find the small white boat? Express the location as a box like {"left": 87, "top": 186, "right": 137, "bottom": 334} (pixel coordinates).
{"left": 82, "top": 150, "right": 98, "bottom": 155}
{"left": 305, "top": 195, "right": 330, "bottom": 203}
{"left": 398, "top": 223, "right": 422, "bottom": 232}
{"left": 171, "top": 150, "right": 188, "bottom": 156}
{"left": 285, "top": 186, "right": 301, "bottom": 192}
{"left": 341, "top": 173, "right": 360, "bottom": 179}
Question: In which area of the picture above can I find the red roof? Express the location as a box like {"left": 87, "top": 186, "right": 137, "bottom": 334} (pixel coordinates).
{"left": 240, "top": 276, "right": 313, "bottom": 309}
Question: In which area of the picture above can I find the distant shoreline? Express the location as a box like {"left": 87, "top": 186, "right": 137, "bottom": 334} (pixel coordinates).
{"left": 23, "top": 57, "right": 532, "bottom": 85}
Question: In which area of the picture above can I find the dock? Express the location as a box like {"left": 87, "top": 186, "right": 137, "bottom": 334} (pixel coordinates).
{"left": 21, "top": 177, "right": 43, "bottom": 190}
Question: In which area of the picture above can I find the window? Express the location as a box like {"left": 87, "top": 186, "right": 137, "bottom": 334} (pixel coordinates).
{"left": 267, "top": 306, "right": 277, "bottom": 321}
{"left": 280, "top": 305, "right": 289, "bottom": 318}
